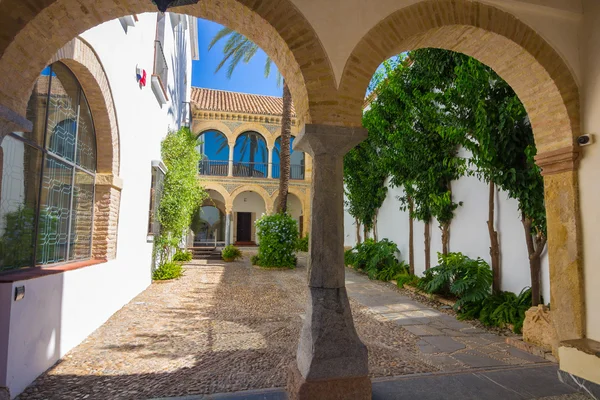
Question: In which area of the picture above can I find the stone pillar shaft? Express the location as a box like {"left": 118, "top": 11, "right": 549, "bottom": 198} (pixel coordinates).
{"left": 228, "top": 144, "right": 234, "bottom": 177}
{"left": 267, "top": 146, "right": 274, "bottom": 179}
{"left": 288, "top": 124, "right": 370, "bottom": 400}
{"left": 225, "top": 212, "right": 232, "bottom": 246}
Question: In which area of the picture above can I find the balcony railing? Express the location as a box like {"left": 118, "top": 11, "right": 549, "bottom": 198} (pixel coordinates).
{"left": 273, "top": 164, "right": 305, "bottom": 180}
{"left": 233, "top": 162, "right": 268, "bottom": 178}
{"left": 199, "top": 159, "right": 228, "bottom": 176}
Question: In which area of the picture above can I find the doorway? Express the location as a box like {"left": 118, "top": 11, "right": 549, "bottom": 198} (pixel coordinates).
{"left": 236, "top": 212, "right": 252, "bottom": 243}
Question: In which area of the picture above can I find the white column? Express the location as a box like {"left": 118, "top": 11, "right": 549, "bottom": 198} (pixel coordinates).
{"left": 267, "top": 146, "right": 274, "bottom": 179}
{"left": 228, "top": 143, "right": 234, "bottom": 177}
{"left": 225, "top": 212, "right": 232, "bottom": 246}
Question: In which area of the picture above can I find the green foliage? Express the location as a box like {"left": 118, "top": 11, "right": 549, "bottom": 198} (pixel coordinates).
{"left": 419, "top": 252, "right": 492, "bottom": 309}
{"left": 296, "top": 233, "right": 309, "bottom": 252}
{"left": 343, "top": 135, "right": 388, "bottom": 233}
{"left": 250, "top": 254, "right": 260, "bottom": 266}
{"left": 478, "top": 288, "right": 532, "bottom": 333}
{"left": 222, "top": 245, "right": 242, "bottom": 261}
{"left": 152, "top": 262, "right": 183, "bottom": 280}
{"left": 0, "top": 206, "right": 36, "bottom": 270}
{"left": 155, "top": 127, "right": 207, "bottom": 262}
{"left": 173, "top": 249, "right": 192, "bottom": 262}
{"left": 255, "top": 213, "right": 298, "bottom": 268}
{"left": 346, "top": 239, "right": 407, "bottom": 280}
{"left": 396, "top": 273, "right": 421, "bottom": 288}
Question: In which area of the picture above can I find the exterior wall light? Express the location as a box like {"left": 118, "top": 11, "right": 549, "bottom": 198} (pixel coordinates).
{"left": 152, "top": 0, "right": 199, "bottom": 13}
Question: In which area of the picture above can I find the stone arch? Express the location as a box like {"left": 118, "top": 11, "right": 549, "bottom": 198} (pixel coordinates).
{"left": 272, "top": 187, "right": 305, "bottom": 210}
{"left": 230, "top": 184, "right": 273, "bottom": 213}
{"left": 338, "top": 0, "right": 580, "bottom": 154}
{"left": 44, "top": 37, "right": 122, "bottom": 261}
{"left": 0, "top": 0, "right": 337, "bottom": 129}
{"left": 193, "top": 121, "right": 234, "bottom": 144}
{"left": 202, "top": 182, "right": 232, "bottom": 211}
{"left": 232, "top": 123, "right": 275, "bottom": 149}
{"left": 49, "top": 37, "right": 120, "bottom": 176}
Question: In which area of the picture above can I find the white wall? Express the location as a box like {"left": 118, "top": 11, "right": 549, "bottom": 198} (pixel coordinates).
{"left": 232, "top": 191, "right": 266, "bottom": 243}
{"left": 344, "top": 150, "right": 550, "bottom": 301}
{"left": 0, "top": 12, "right": 195, "bottom": 398}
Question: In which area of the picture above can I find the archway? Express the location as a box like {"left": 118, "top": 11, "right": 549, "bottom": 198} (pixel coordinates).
{"left": 0, "top": 0, "right": 339, "bottom": 132}
{"left": 197, "top": 129, "right": 230, "bottom": 176}
{"left": 233, "top": 131, "right": 268, "bottom": 178}
{"left": 231, "top": 190, "right": 267, "bottom": 244}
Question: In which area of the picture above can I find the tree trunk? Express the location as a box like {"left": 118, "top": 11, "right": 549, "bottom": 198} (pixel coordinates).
{"left": 488, "top": 181, "right": 501, "bottom": 294}
{"left": 522, "top": 214, "right": 547, "bottom": 306}
{"left": 373, "top": 210, "right": 378, "bottom": 242}
{"left": 408, "top": 197, "right": 415, "bottom": 275}
{"left": 355, "top": 218, "right": 362, "bottom": 245}
{"left": 424, "top": 220, "right": 431, "bottom": 270}
{"left": 441, "top": 223, "right": 450, "bottom": 255}
{"left": 276, "top": 81, "right": 292, "bottom": 213}
{"left": 364, "top": 224, "right": 369, "bottom": 241}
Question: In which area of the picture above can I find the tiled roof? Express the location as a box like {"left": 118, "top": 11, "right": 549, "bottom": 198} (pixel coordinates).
{"left": 191, "top": 87, "right": 296, "bottom": 118}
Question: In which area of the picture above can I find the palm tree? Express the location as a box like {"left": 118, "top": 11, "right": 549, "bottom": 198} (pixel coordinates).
{"left": 209, "top": 27, "right": 292, "bottom": 213}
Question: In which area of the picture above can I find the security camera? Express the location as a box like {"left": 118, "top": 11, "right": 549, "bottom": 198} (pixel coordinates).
{"left": 577, "top": 134, "right": 594, "bottom": 146}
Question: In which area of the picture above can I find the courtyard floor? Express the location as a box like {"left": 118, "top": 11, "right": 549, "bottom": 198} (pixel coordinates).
{"left": 17, "top": 253, "right": 562, "bottom": 400}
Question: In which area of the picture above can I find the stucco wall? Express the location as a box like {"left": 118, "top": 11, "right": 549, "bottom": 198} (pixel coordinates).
{"left": 344, "top": 149, "right": 550, "bottom": 301}
{"left": 232, "top": 191, "right": 267, "bottom": 243}
{"left": 579, "top": 0, "right": 600, "bottom": 343}
{"left": 0, "top": 13, "right": 194, "bottom": 398}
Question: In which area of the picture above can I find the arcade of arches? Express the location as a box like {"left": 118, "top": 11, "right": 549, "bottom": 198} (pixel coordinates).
{"left": 1, "top": 0, "right": 600, "bottom": 397}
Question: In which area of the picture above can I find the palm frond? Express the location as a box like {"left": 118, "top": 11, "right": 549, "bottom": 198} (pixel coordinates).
{"left": 208, "top": 27, "right": 234, "bottom": 51}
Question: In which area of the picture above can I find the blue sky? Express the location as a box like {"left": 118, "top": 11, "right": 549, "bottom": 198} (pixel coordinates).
{"left": 192, "top": 19, "right": 282, "bottom": 96}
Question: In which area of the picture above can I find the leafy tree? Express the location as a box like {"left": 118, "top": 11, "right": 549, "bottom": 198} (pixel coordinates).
{"left": 343, "top": 135, "right": 388, "bottom": 241}
{"left": 156, "top": 127, "right": 207, "bottom": 262}
{"left": 209, "top": 28, "right": 292, "bottom": 213}
{"left": 450, "top": 56, "right": 546, "bottom": 303}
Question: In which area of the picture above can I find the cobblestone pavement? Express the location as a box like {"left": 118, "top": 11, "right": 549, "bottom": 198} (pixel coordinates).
{"left": 17, "top": 255, "right": 433, "bottom": 400}
{"left": 345, "top": 267, "right": 549, "bottom": 371}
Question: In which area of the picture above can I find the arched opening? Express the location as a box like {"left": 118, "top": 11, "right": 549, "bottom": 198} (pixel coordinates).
{"left": 233, "top": 131, "right": 268, "bottom": 178}
{"left": 0, "top": 61, "right": 97, "bottom": 271}
{"left": 191, "top": 189, "right": 227, "bottom": 246}
{"left": 273, "top": 135, "right": 305, "bottom": 180}
{"left": 274, "top": 192, "right": 304, "bottom": 234}
{"left": 197, "top": 129, "right": 229, "bottom": 176}
{"left": 232, "top": 190, "right": 266, "bottom": 244}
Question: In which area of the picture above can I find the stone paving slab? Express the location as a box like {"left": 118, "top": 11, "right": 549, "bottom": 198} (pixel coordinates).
{"left": 344, "top": 267, "right": 549, "bottom": 371}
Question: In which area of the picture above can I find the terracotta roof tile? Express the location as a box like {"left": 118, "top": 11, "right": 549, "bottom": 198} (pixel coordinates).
{"left": 191, "top": 87, "right": 296, "bottom": 118}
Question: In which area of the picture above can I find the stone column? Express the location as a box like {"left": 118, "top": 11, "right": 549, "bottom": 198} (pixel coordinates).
{"left": 288, "top": 124, "right": 370, "bottom": 400}
{"left": 225, "top": 210, "right": 232, "bottom": 246}
{"left": 93, "top": 174, "right": 123, "bottom": 260}
{"left": 228, "top": 143, "right": 234, "bottom": 177}
{"left": 535, "top": 147, "right": 585, "bottom": 346}
{"left": 267, "top": 146, "right": 274, "bottom": 178}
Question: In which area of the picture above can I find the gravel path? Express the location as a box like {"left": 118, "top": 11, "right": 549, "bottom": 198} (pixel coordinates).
{"left": 17, "top": 255, "right": 434, "bottom": 400}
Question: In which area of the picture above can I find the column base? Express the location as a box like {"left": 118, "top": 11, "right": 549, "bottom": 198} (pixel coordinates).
{"left": 287, "top": 363, "right": 371, "bottom": 400}
{"left": 0, "top": 386, "right": 9, "bottom": 400}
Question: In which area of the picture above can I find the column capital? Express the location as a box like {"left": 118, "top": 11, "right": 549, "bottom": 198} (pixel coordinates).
{"left": 535, "top": 146, "right": 580, "bottom": 176}
{"left": 95, "top": 173, "right": 124, "bottom": 190}
{"left": 293, "top": 124, "right": 367, "bottom": 157}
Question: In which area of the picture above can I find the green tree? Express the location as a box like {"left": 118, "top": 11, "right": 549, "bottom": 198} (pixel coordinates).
{"left": 156, "top": 127, "right": 207, "bottom": 261}
{"left": 209, "top": 28, "right": 292, "bottom": 213}
{"left": 343, "top": 135, "right": 388, "bottom": 241}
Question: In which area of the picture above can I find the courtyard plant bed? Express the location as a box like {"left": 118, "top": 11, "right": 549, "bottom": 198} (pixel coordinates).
{"left": 344, "top": 239, "right": 408, "bottom": 281}
{"left": 221, "top": 245, "right": 242, "bottom": 262}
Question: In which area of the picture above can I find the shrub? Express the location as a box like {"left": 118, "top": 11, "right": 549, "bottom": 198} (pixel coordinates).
{"left": 346, "top": 239, "right": 403, "bottom": 280}
{"left": 477, "top": 288, "right": 532, "bottom": 333}
{"left": 296, "top": 233, "right": 309, "bottom": 252}
{"left": 255, "top": 213, "right": 298, "bottom": 268}
{"left": 250, "top": 254, "right": 260, "bottom": 266}
{"left": 152, "top": 262, "right": 183, "bottom": 280}
{"left": 396, "top": 273, "right": 420, "bottom": 288}
{"left": 418, "top": 252, "right": 492, "bottom": 310}
{"left": 222, "top": 245, "right": 242, "bottom": 262}
{"left": 173, "top": 249, "right": 192, "bottom": 262}
{"left": 377, "top": 261, "right": 409, "bottom": 281}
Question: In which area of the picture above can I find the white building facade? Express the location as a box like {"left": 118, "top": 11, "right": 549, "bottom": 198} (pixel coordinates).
{"left": 0, "top": 13, "right": 198, "bottom": 398}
